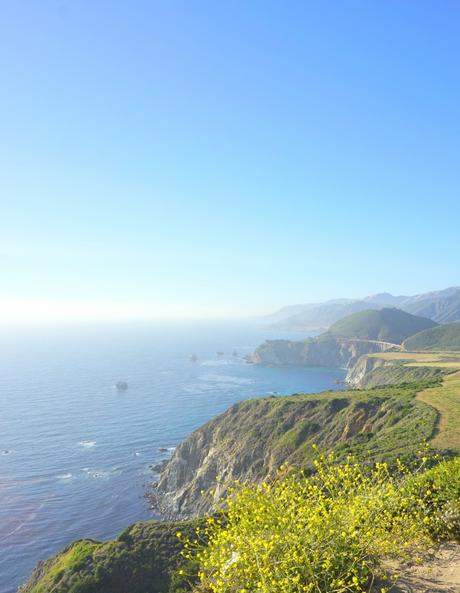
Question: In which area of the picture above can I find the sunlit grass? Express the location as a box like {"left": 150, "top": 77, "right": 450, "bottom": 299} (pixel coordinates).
{"left": 362, "top": 351, "right": 460, "bottom": 453}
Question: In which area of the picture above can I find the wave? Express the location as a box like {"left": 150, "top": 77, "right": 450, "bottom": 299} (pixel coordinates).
{"left": 78, "top": 440, "right": 96, "bottom": 448}
{"left": 202, "top": 374, "right": 255, "bottom": 385}
{"left": 200, "top": 359, "right": 239, "bottom": 367}
{"left": 82, "top": 467, "right": 121, "bottom": 480}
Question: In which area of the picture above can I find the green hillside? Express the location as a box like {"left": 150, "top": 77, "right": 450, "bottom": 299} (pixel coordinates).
{"left": 327, "top": 307, "right": 437, "bottom": 344}
{"left": 152, "top": 381, "right": 439, "bottom": 518}
{"left": 404, "top": 321, "right": 460, "bottom": 351}
{"left": 19, "top": 518, "right": 204, "bottom": 593}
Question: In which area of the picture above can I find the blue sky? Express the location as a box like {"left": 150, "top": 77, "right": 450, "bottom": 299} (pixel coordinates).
{"left": 1, "top": 1, "right": 459, "bottom": 320}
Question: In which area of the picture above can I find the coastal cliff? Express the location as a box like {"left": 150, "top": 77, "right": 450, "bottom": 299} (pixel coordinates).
{"left": 346, "top": 354, "right": 448, "bottom": 388}
{"left": 151, "top": 384, "right": 437, "bottom": 518}
{"left": 247, "top": 336, "right": 400, "bottom": 370}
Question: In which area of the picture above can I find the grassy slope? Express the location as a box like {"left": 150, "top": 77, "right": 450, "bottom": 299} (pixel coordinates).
{"left": 417, "top": 372, "right": 460, "bottom": 451}
{"left": 404, "top": 321, "right": 460, "bottom": 351}
{"left": 19, "top": 518, "right": 204, "bottom": 593}
{"left": 356, "top": 363, "right": 446, "bottom": 389}
{"left": 364, "top": 351, "right": 460, "bottom": 452}
{"left": 230, "top": 384, "right": 438, "bottom": 466}
{"left": 327, "top": 308, "right": 437, "bottom": 344}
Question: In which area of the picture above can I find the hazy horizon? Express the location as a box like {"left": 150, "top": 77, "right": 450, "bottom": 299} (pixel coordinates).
{"left": 0, "top": 283, "right": 459, "bottom": 324}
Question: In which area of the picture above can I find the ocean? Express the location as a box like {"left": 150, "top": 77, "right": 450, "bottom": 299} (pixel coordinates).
{"left": 0, "top": 320, "right": 346, "bottom": 592}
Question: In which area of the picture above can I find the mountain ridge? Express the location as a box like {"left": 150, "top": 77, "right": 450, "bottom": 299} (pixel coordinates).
{"left": 266, "top": 286, "right": 460, "bottom": 331}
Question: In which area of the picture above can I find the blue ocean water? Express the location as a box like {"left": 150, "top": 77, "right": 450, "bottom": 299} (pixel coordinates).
{"left": 0, "top": 321, "right": 346, "bottom": 593}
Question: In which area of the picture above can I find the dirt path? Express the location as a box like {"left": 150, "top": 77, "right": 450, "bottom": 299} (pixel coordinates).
{"left": 388, "top": 543, "right": 460, "bottom": 593}
{"left": 415, "top": 370, "right": 460, "bottom": 451}
{"left": 365, "top": 351, "right": 460, "bottom": 452}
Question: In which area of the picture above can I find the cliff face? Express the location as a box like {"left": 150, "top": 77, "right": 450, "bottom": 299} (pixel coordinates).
{"left": 248, "top": 337, "right": 400, "bottom": 370}
{"left": 346, "top": 354, "right": 447, "bottom": 389}
{"left": 152, "top": 386, "right": 436, "bottom": 518}
{"left": 346, "top": 355, "right": 389, "bottom": 387}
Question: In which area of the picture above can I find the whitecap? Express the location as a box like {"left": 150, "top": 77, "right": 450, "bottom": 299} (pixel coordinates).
{"left": 83, "top": 469, "right": 109, "bottom": 479}
{"left": 182, "top": 383, "right": 216, "bottom": 394}
{"left": 82, "top": 467, "right": 121, "bottom": 480}
{"left": 57, "top": 473, "right": 73, "bottom": 481}
{"left": 200, "top": 359, "right": 237, "bottom": 367}
{"left": 1, "top": 450, "right": 14, "bottom": 456}
{"left": 78, "top": 440, "right": 96, "bottom": 448}
{"left": 202, "top": 374, "right": 254, "bottom": 385}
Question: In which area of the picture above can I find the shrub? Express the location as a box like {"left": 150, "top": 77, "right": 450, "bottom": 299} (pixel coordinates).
{"left": 180, "top": 453, "right": 460, "bottom": 593}
{"left": 403, "top": 457, "right": 460, "bottom": 541}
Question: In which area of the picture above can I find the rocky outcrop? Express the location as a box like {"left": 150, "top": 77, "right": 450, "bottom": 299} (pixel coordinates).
{"left": 151, "top": 386, "right": 436, "bottom": 518}
{"left": 346, "top": 355, "right": 389, "bottom": 387}
{"left": 247, "top": 336, "right": 401, "bottom": 371}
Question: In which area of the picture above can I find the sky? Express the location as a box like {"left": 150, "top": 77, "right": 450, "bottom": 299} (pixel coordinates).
{"left": 0, "top": 1, "right": 459, "bottom": 321}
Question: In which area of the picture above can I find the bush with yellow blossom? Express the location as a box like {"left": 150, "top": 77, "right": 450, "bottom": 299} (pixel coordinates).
{"left": 178, "top": 452, "right": 460, "bottom": 593}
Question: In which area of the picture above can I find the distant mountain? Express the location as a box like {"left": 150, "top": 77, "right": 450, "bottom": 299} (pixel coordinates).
{"left": 265, "top": 299, "right": 358, "bottom": 327}
{"left": 326, "top": 308, "right": 438, "bottom": 345}
{"left": 404, "top": 321, "right": 460, "bottom": 351}
{"left": 268, "top": 300, "right": 381, "bottom": 331}
{"left": 264, "top": 303, "right": 318, "bottom": 325}
{"left": 364, "top": 292, "right": 409, "bottom": 306}
{"left": 402, "top": 289, "right": 460, "bottom": 323}
{"left": 268, "top": 287, "right": 460, "bottom": 331}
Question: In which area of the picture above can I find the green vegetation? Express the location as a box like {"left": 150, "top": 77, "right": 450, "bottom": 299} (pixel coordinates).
{"left": 356, "top": 362, "right": 447, "bottom": 389}
{"left": 361, "top": 351, "right": 460, "bottom": 453}
{"left": 417, "top": 371, "right": 460, "bottom": 451}
{"left": 327, "top": 308, "right": 437, "bottom": 344}
{"left": 251, "top": 384, "right": 439, "bottom": 465}
{"left": 20, "top": 518, "right": 205, "bottom": 593}
{"left": 183, "top": 455, "right": 460, "bottom": 593}
{"left": 404, "top": 321, "right": 460, "bottom": 351}
{"left": 153, "top": 382, "right": 441, "bottom": 519}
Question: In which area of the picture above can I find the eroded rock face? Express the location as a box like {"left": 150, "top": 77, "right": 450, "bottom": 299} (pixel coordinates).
{"left": 247, "top": 337, "right": 399, "bottom": 370}
{"left": 346, "top": 355, "right": 389, "bottom": 387}
{"left": 150, "top": 387, "right": 433, "bottom": 519}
